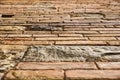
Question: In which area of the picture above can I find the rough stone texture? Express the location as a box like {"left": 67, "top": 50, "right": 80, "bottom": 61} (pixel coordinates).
{"left": 97, "top": 62, "right": 120, "bottom": 70}
{"left": 66, "top": 70, "right": 120, "bottom": 80}
{"left": 23, "top": 46, "right": 120, "bottom": 62}
{"left": 16, "top": 62, "right": 97, "bottom": 70}
{"left": 5, "top": 70, "right": 64, "bottom": 80}
{"left": 26, "top": 25, "right": 63, "bottom": 31}
{"left": 0, "top": 45, "right": 27, "bottom": 76}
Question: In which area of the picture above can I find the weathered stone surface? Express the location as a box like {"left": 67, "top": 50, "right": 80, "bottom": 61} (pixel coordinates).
{"left": 0, "top": 45, "right": 28, "bottom": 76}
{"left": 66, "top": 70, "right": 120, "bottom": 80}
{"left": 5, "top": 70, "right": 64, "bottom": 80}
{"left": 16, "top": 62, "right": 97, "bottom": 70}
{"left": 26, "top": 25, "right": 63, "bottom": 31}
{"left": 23, "top": 46, "right": 120, "bottom": 62}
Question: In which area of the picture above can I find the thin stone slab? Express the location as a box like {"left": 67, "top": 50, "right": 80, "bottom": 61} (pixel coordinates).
{"left": 5, "top": 70, "right": 64, "bottom": 80}
{"left": 23, "top": 46, "right": 120, "bottom": 62}
{"left": 16, "top": 62, "right": 97, "bottom": 70}
{"left": 66, "top": 70, "right": 120, "bottom": 80}
{"left": 97, "top": 62, "right": 120, "bottom": 70}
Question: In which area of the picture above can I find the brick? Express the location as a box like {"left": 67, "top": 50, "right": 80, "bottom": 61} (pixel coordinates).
{"left": 2, "top": 38, "right": 33, "bottom": 41}
{"left": 55, "top": 41, "right": 106, "bottom": 45}
{"left": 5, "top": 70, "right": 64, "bottom": 80}
{"left": 16, "top": 62, "right": 97, "bottom": 70}
{"left": 0, "top": 45, "right": 27, "bottom": 51}
{"left": 52, "top": 31, "right": 98, "bottom": 34}
{"left": 89, "top": 37, "right": 117, "bottom": 40}
{"left": 84, "top": 34, "right": 120, "bottom": 37}
{"left": 33, "top": 34, "right": 57, "bottom": 37}
{"left": 0, "top": 0, "right": 120, "bottom": 47}
{"left": 59, "top": 34, "right": 83, "bottom": 37}
{"left": 35, "top": 37, "right": 88, "bottom": 41}
{"left": 0, "top": 31, "right": 22, "bottom": 34}
{"left": 64, "top": 25, "right": 104, "bottom": 28}
{"left": 66, "top": 70, "right": 120, "bottom": 80}
{"left": 0, "top": 26, "right": 25, "bottom": 31}
{"left": 90, "top": 28, "right": 120, "bottom": 31}
{"left": 107, "top": 41, "right": 120, "bottom": 45}
{"left": 99, "top": 31, "right": 120, "bottom": 33}
{"left": 92, "top": 23, "right": 120, "bottom": 26}
{"left": 3, "top": 41, "right": 54, "bottom": 45}
{"left": 7, "top": 34, "right": 32, "bottom": 37}
{"left": 64, "top": 27, "right": 83, "bottom": 31}
{"left": 24, "top": 31, "right": 51, "bottom": 34}
{"left": 97, "top": 62, "right": 120, "bottom": 70}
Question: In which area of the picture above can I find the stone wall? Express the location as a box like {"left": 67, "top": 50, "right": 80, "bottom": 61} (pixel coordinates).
{"left": 0, "top": 0, "right": 120, "bottom": 46}
{"left": 0, "top": 0, "right": 120, "bottom": 80}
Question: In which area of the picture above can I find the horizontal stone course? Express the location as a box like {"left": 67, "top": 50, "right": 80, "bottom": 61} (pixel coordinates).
{"left": 89, "top": 37, "right": 117, "bottom": 41}
{"left": 4, "top": 62, "right": 120, "bottom": 80}
{"left": 5, "top": 70, "right": 64, "bottom": 80}
{"left": 97, "top": 62, "right": 120, "bottom": 70}
{"left": 16, "top": 62, "right": 97, "bottom": 70}
{"left": 0, "top": 0, "right": 119, "bottom": 46}
{"left": 2, "top": 41, "right": 54, "bottom": 45}
{"left": 1, "top": 0, "right": 120, "bottom": 80}
{"left": 35, "top": 37, "right": 88, "bottom": 41}
{"left": 55, "top": 41, "right": 107, "bottom": 45}
{"left": 66, "top": 70, "right": 120, "bottom": 80}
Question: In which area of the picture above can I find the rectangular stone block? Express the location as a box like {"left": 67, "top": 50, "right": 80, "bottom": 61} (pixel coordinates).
{"left": 97, "top": 62, "right": 120, "bottom": 70}
{"left": 3, "top": 41, "right": 54, "bottom": 45}
{"left": 55, "top": 41, "right": 106, "bottom": 45}
{"left": 16, "top": 62, "right": 97, "bottom": 70}
{"left": 89, "top": 37, "right": 117, "bottom": 40}
{"left": 66, "top": 70, "right": 120, "bottom": 80}
{"left": 35, "top": 37, "right": 88, "bottom": 41}
{"left": 5, "top": 70, "right": 64, "bottom": 80}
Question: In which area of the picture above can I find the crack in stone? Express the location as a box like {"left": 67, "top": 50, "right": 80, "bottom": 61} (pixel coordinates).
{"left": 101, "top": 52, "right": 120, "bottom": 56}
{"left": 1, "top": 14, "right": 14, "bottom": 18}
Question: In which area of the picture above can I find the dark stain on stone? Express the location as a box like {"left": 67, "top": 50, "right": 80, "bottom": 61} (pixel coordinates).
{"left": 48, "top": 7, "right": 56, "bottom": 9}
{"left": 101, "top": 52, "right": 120, "bottom": 56}
{"left": 1, "top": 14, "right": 14, "bottom": 18}
{"left": 25, "top": 25, "right": 63, "bottom": 31}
